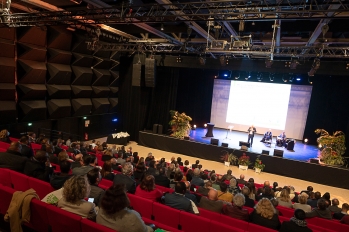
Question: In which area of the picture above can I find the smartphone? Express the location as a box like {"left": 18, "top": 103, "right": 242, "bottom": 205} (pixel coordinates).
{"left": 194, "top": 188, "right": 197, "bottom": 192}
{"left": 88, "top": 198, "right": 94, "bottom": 203}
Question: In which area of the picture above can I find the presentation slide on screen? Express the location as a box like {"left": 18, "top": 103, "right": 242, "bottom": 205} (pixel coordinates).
{"left": 210, "top": 80, "right": 313, "bottom": 140}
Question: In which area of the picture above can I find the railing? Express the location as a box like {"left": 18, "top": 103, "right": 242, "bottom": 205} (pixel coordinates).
{"left": 37, "top": 128, "right": 82, "bottom": 143}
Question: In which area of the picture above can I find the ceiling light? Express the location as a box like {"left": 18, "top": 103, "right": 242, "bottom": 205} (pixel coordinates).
{"left": 252, "top": 21, "right": 255, "bottom": 26}
{"left": 176, "top": 55, "right": 182, "bottom": 63}
{"left": 346, "top": 63, "right": 349, "bottom": 69}
{"left": 308, "top": 77, "right": 313, "bottom": 85}
{"left": 160, "top": 23, "right": 164, "bottom": 31}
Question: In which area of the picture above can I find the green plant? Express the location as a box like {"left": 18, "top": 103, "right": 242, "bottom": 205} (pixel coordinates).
{"left": 254, "top": 158, "right": 266, "bottom": 171}
{"left": 220, "top": 151, "right": 238, "bottom": 165}
{"left": 169, "top": 110, "right": 192, "bottom": 139}
{"left": 238, "top": 153, "right": 251, "bottom": 166}
{"left": 315, "top": 129, "right": 346, "bottom": 166}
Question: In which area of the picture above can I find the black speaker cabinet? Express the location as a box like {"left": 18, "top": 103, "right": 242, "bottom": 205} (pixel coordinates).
{"left": 211, "top": 138, "right": 219, "bottom": 146}
{"left": 145, "top": 58, "right": 156, "bottom": 87}
{"left": 157, "top": 124, "right": 163, "bottom": 134}
{"left": 152, "top": 124, "right": 158, "bottom": 134}
{"left": 274, "top": 149, "right": 284, "bottom": 157}
{"left": 132, "top": 63, "right": 141, "bottom": 87}
{"left": 262, "top": 150, "right": 270, "bottom": 155}
{"left": 221, "top": 143, "right": 228, "bottom": 147}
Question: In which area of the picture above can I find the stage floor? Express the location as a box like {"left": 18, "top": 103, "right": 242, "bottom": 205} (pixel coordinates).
{"left": 189, "top": 128, "right": 320, "bottom": 162}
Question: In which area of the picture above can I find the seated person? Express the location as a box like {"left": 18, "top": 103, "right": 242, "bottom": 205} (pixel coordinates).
{"left": 50, "top": 161, "right": 73, "bottom": 190}
{"left": 249, "top": 198, "right": 281, "bottom": 230}
{"left": 305, "top": 198, "right": 332, "bottom": 220}
{"left": 135, "top": 175, "right": 163, "bottom": 202}
{"left": 260, "top": 129, "right": 272, "bottom": 143}
{"left": 279, "top": 209, "right": 312, "bottom": 232}
{"left": 164, "top": 182, "right": 194, "bottom": 213}
{"left": 276, "top": 132, "right": 287, "bottom": 147}
{"left": 222, "top": 193, "right": 249, "bottom": 222}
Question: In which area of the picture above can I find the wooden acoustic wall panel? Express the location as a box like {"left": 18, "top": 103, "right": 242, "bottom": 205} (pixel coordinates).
{"left": 17, "top": 27, "right": 47, "bottom": 47}
{"left": 0, "top": 28, "right": 15, "bottom": 41}
{"left": 48, "top": 48, "right": 72, "bottom": 64}
{"left": 71, "top": 98, "right": 92, "bottom": 117}
{"left": 93, "top": 57, "right": 112, "bottom": 69}
{"left": 109, "top": 87, "right": 118, "bottom": 97}
{"left": 0, "top": 40, "right": 15, "bottom": 58}
{"left": 109, "top": 98, "right": 118, "bottom": 113}
{"left": 71, "top": 85, "right": 92, "bottom": 98}
{"left": 109, "top": 71, "right": 119, "bottom": 87}
{"left": 0, "top": 84, "right": 15, "bottom": 100}
{"left": 17, "top": 84, "right": 46, "bottom": 100}
{"left": 19, "top": 100, "right": 47, "bottom": 121}
{"left": 92, "top": 69, "right": 111, "bottom": 86}
{"left": 17, "top": 59, "right": 47, "bottom": 84}
{"left": 93, "top": 50, "right": 111, "bottom": 59}
{"left": 0, "top": 101, "right": 16, "bottom": 123}
{"left": 0, "top": 57, "right": 15, "bottom": 83}
{"left": 47, "top": 99, "right": 71, "bottom": 119}
{"left": 47, "top": 26, "right": 72, "bottom": 51}
{"left": 47, "top": 85, "right": 71, "bottom": 99}
{"left": 72, "top": 53, "right": 93, "bottom": 67}
{"left": 17, "top": 43, "right": 46, "bottom": 62}
{"left": 71, "top": 66, "right": 93, "bottom": 85}
{"left": 71, "top": 35, "right": 92, "bottom": 55}
{"left": 91, "top": 98, "right": 110, "bottom": 115}
{"left": 92, "top": 86, "right": 110, "bottom": 98}
{"left": 47, "top": 63, "right": 72, "bottom": 85}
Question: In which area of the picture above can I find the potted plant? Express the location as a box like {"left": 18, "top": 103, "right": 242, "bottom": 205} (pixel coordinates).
{"left": 220, "top": 151, "right": 238, "bottom": 167}
{"left": 315, "top": 129, "right": 346, "bottom": 166}
{"left": 169, "top": 110, "right": 192, "bottom": 139}
{"left": 238, "top": 153, "right": 251, "bottom": 170}
{"left": 254, "top": 158, "right": 265, "bottom": 173}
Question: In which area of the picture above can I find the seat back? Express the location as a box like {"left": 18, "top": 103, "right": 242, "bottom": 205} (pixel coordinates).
{"left": 10, "top": 170, "right": 30, "bottom": 191}
{"left": 155, "top": 185, "right": 174, "bottom": 193}
{"left": 276, "top": 206, "right": 294, "bottom": 218}
{"left": 80, "top": 218, "right": 115, "bottom": 232}
{"left": 209, "top": 220, "right": 245, "bottom": 232}
{"left": 247, "top": 223, "right": 278, "bottom": 232}
{"left": 0, "top": 184, "right": 16, "bottom": 215}
{"left": 28, "top": 177, "right": 54, "bottom": 199}
{"left": 0, "top": 168, "right": 12, "bottom": 187}
{"left": 0, "top": 141, "right": 10, "bottom": 149}
{"left": 306, "top": 217, "right": 349, "bottom": 232}
{"left": 127, "top": 193, "right": 153, "bottom": 219}
{"left": 142, "top": 217, "right": 182, "bottom": 232}
{"left": 152, "top": 202, "right": 180, "bottom": 229}
{"left": 199, "top": 207, "right": 221, "bottom": 221}
{"left": 99, "top": 178, "right": 113, "bottom": 189}
{"left": 46, "top": 204, "right": 82, "bottom": 232}
{"left": 179, "top": 211, "right": 210, "bottom": 232}
{"left": 219, "top": 214, "right": 249, "bottom": 231}
{"left": 26, "top": 199, "right": 50, "bottom": 232}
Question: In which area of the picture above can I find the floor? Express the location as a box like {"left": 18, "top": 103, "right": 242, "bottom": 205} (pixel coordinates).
{"left": 93, "top": 137, "right": 349, "bottom": 208}
{"left": 189, "top": 128, "right": 320, "bottom": 162}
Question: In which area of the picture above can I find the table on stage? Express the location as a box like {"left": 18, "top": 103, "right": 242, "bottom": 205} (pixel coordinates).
{"left": 205, "top": 123, "right": 215, "bottom": 137}
{"left": 106, "top": 134, "right": 130, "bottom": 145}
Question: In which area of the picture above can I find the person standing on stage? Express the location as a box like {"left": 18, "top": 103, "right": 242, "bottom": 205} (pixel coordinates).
{"left": 247, "top": 125, "right": 257, "bottom": 147}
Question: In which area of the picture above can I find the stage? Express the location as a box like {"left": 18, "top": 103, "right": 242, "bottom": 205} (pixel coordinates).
{"left": 188, "top": 128, "right": 320, "bottom": 162}
{"left": 138, "top": 130, "right": 349, "bottom": 189}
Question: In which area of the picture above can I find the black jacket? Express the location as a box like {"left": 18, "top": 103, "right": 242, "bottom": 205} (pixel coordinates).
{"left": 50, "top": 173, "right": 72, "bottom": 189}
{"left": 113, "top": 174, "right": 136, "bottom": 194}
{"left": 21, "top": 144, "right": 34, "bottom": 159}
{"left": 155, "top": 174, "right": 170, "bottom": 188}
{"left": 0, "top": 150, "right": 28, "bottom": 172}
{"left": 249, "top": 210, "right": 281, "bottom": 230}
{"left": 279, "top": 221, "right": 313, "bottom": 232}
{"left": 23, "top": 158, "right": 53, "bottom": 182}
{"left": 244, "top": 195, "right": 255, "bottom": 208}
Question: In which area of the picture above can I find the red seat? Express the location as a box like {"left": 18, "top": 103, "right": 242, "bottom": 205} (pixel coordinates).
{"left": 0, "top": 184, "right": 16, "bottom": 215}
{"left": 0, "top": 168, "right": 12, "bottom": 187}
{"left": 46, "top": 204, "right": 82, "bottom": 232}
{"left": 28, "top": 177, "right": 54, "bottom": 199}
{"left": 276, "top": 206, "right": 294, "bottom": 218}
{"left": 99, "top": 178, "right": 113, "bottom": 188}
{"left": 80, "top": 218, "right": 115, "bottom": 232}
{"left": 9, "top": 137, "right": 19, "bottom": 142}
{"left": 127, "top": 193, "right": 154, "bottom": 219}
{"left": 25, "top": 199, "right": 50, "bottom": 232}
{"left": 219, "top": 214, "right": 249, "bottom": 231}
{"left": 199, "top": 207, "right": 221, "bottom": 221}
{"left": 143, "top": 217, "right": 182, "bottom": 232}
{"left": 0, "top": 141, "right": 10, "bottom": 149}
{"left": 209, "top": 220, "right": 245, "bottom": 232}
{"left": 152, "top": 202, "right": 180, "bottom": 229}
{"left": 306, "top": 217, "right": 349, "bottom": 232}
{"left": 31, "top": 143, "right": 42, "bottom": 150}
{"left": 307, "top": 223, "right": 337, "bottom": 232}
{"left": 0, "top": 148, "right": 6, "bottom": 152}
{"left": 155, "top": 184, "right": 174, "bottom": 193}
{"left": 10, "top": 170, "right": 30, "bottom": 191}
{"left": 61, "top": 145, "right": 68, "bottom": 150}
{"left": 247, "top": 223, "right": 278, "bottom": 231}
{"left": 179, "top": 211, "right": 210, "bottom": 232}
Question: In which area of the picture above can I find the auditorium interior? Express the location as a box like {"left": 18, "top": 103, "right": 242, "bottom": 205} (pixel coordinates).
{"left": 1, "top": 0, "right": 349, "bottom": 232}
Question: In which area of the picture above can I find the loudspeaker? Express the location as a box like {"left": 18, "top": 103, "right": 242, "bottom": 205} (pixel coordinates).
{"left": 157, "top": 124, "right": 163, "bottom": 134}
{"left": 132, "top": 63, "right": 141, "bottom": 87}
{"left": 262, "top": 150, "right": 270, "bottom": 155}
{"left": 211, "top": 138, "right": 219, "bottom": 146}
{"left": 222, "top": 143, "right": 228, "bottom": 147}
{"left": 239, "top": 141, "right": 250, "bottom": 148}
{"left": 310, "top": 158, "right": 319, "bottom": 164}
{"left": 152, "top": 124, "right": 158, "bottom": 134}
{"left": 184, "top": 136, "right": 189, "bottom": 140}
{"left": 145, "top": 58, "right": 156, "bottom": 87}
{"left": 274, "top": 149, "right": 284, "bottom": 157}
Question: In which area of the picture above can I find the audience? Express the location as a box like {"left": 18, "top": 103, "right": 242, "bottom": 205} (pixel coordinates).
{"left": 307, "top": 191, "right": 319, "bottom": 208}
{"left": 97, "top": 184, "right": 153, "bottom": 232}
{"left": 247, "top": 182, "right": 256, "bottom": 200}
{"left": 50, "top": 161, "right": 73, "bottom": 190}
{"left": 210, "top": 175, "right": 221, "bottom": 191}
{"left": 0, "top": 129, "right": 11, "bottom": 143}
{"left": 184, "top": 181, "right": 198, "bottom": 205}
{"left": 222, "top": 193, "right": 249, "bottom": 222}
{"left": 277, "top": 189, "right": 293, "bottom": 208}
{"left": 146, "top": 160, "right": 157, "bottom": 177}
{"left": 333, "top": 203, "right": 349, "bottom": 220}
{"left": 305, "top": 198, "right": 332, "bottom": 220}
{"left": 154, "top": 167, "right": 170, "bottom": 188}
{"left": 100, "top": 160, "right": 115, "bottom": 181}
{"left": 199, "top": 189, "right": 226, "bottom": 213}
{"left": 72, "top": 155, "right": 94, "bottom": 176}
{"left": 249, "top": 198, "right": 281, "bottom": 230}
{"left": 222, "top": 169, "right": 234, "bottom": 181}
{"left": 228, "top": 178, "right": 240, "bottom": 195}
{"left": 191, "top": 168, "right": 204, "bottom": 187}
{"left": 170, "top": 171, "right": 184, "bottom": 189}
{"left": 135, "top": 175, "right": 162, "bottom": 201}
{"left": 328, "top": 198, "right": 341, "bottom": 213}
{"left": 19, "top": 136, "right": 34, "bottom": 159}
{"left": 279, "top": 209, "right": 312, "bottom": 232}
{"left": 177, "top": 157, "right": 183, "bottom": 166}
{"left": 87, "top": 168, "right": 104, "bottom": 206}
{"left": 192, "top": 160, "right": 200, "bottom": 169}
{"left": 0, "top": 142, "right": 27, "bottom": 172}
{"left": 237, "top": 174, "right": 247, "bottom": 185}
{"left": 24, "top": 150, "right": 53, "bottom": 182}
{"left": 113, "top": 162, "right": 136, "bottom": 194}
{"left": 301, "top": 186, "right": 313, "bottom": 196}
{"left": 58, "top": 175, "right": 97, "bottom": 220}
{"left": 242, "top": 186, "right": 255, "bottom": 208}
{"left": 197, "top": 181, "right": 212, "bottom": 196}
{"left": 217, "top": 182, "right": 233, "bottom": 203}
{"left": 293, "top": 193, "right": 311, "bottom": 213}
{"left": 71, "top": 154, "right": 83, "bottom": 169}
{"left": 256, "top": 186, "right": 274, "bottom": 201}
{"left": 164, "top": 182, "right": 194, "bottom": 213}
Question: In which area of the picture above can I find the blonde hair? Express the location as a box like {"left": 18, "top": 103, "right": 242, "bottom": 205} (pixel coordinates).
{"left": 255, "top": 198, "right": 275, "bottom": 219}
{"left": 63, "top": 175, "right": 90, "bottom": 204}
{"left": 298, "top": 193, "right": 309, "bottom": 204}
{"left": 0, "top": 129, "right": 8, "bottom": 139}
{"left": 279, "top": 189, "right": 291, "bottom": 202}
{"left": 58, "top": 151, "right": 69, "bottom": 162}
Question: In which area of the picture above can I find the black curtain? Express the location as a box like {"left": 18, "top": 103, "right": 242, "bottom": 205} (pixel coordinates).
{"left": 304, "top": 75, "right": 349, "bottom": 153}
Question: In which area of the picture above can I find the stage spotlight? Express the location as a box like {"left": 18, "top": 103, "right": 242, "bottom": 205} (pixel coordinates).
{"left": 269, "top": 73, "right": 275, "bottom": 82}
{"left": 265, "top": 59, "right": 273, "bottom": 68}
{"left": 204, "top": 123, "right": 207, "bottom": 128}
{"left": 176, "top": 55, "right": 182, "bottom": 63}
{"left": 346, "top": 63, "right": 349, "bottom": 70}
{"left": 219, "top": 56, "right": 226, "bottom": 66}
{"left": 199, "top": 56, "right": 206, "bottom": 65}
{"left": 288, "top": 73, "right": 294, "bottom": 82}
{"left": 308, "top": 58, "right": 320, "bottom": 76}
{"left": 256, "top": 73, "right": 263, "bottom": 82}
{"left": 304, "top": 138, "right": 308, "bottom": 144}
{"left": 193, "top": 125, "right": 197, "bottom": 129}
{"left": 245, "top": 72, "right": 251, "bottom": 80}
{"left": 83, "top": 116, "right": 87, "bottom": 119}
{"left": 296, "top": 77, "right": 301, "bottom": 81}
{"left": 160, "top": 23, "right": 164, "bottom": 31}
{"left": 282, "top": 75, "right": 288, "bottom": 83}
{"left": 318, "top": 143, "right": 322, "bottom": 148}
{"left": 235, "top": 73, "right": 240, "bottom": 80}
{"left": 28, "top": 123, "right": 32, "bottom": 126}
{"left": 112, "top": 118, "right": 118, "bottom": 122}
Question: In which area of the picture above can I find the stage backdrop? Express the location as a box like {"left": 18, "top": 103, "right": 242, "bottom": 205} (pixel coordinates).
{"left": 210, "top": 79, "right": 312, "bottom": 140}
